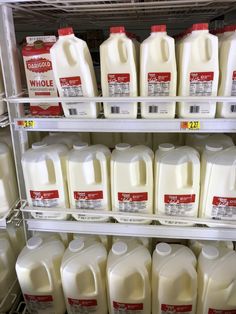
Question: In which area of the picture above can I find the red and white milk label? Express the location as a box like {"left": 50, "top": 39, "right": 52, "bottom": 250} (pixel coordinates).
{"left": 164, "top": 194, "right": 196, "bottom": 216}
{"left": 231, "top": 71, "right": 236, "bottom": 96}
{"left": 113, "top": 301, "right": 143, "bottom": 314}
{"left": 74, "top": 191, "right": 103, "bottom": 209}
{"left": 211, "top": 196, "right": 236, "bottom": 218}
{"left": 161, "top": 304, "right": 193, "bottom": 314}
{"left": 108, "top": 73, "right": 130, "bottom": 97}
{"left": 24, "top": 294, "right": 54, "bottom": 313}
{"left": 208, "top": 309, "right": 236, "bottom": 314}
{"left": 68, "top": 298, "right": 97, "bottom": 313}
{"left": 118, "top": 192, "right": 148, "bottom": 212}
{"left": 148, "top": 72, "right": 171, "bottom": 96}
{"left": 30, "top": 190, "right": 59, "bottom": 208}
{"left": 60, "top": 76, "right": 83, "bottom": 97}
{"left": 189, "top": 72, "right": 214, "bottom": 96}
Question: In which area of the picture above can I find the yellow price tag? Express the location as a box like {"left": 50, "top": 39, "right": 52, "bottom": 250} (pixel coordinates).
{"left": 17, "top": 120, "right": 35, "bottom": 129}
{"left": 181, "top": 121, "right": 200, "bottom": 130}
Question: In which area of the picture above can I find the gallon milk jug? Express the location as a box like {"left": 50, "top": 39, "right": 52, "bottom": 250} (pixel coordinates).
{"left": 112, "top": 236, "right": 152, "bottom": 252}
{"left": 42, "top": 132, "right": 82, "bottom": 149}
{"left": 91, "top": 132, "right": 121, "bottom": 150}
{"left": 0, "top": 143, "right": 18, "bottom": 217}
{"left": 61, "top": 238, "right": 107, "bottom": 314}
{"left": 155, "top": 144, "right": 200, "bottom": 225}
{"left": 217, "top": 26, "right": 236, "bottom": 117}
{"left": 140, "top": 25, "right": 177, "bottom": 118}
{"left": 111, "top": 144, "right": 154, "bottom": 224}
{"left": 122, "top": 133, "right": 153, "bottom": 148}
{"left": 50, "top": 27, "right": 98, "bottom": 118}
{"left": 188, "top": 239, "right": 234, "bottom": 257}
{"left": 67, "top": 143, "right": 111, "bottom": 221}
{"left": 100, "top": 26, "right": 138, "bottom": 119}
{"left": 107, "top": 240, "right": 151, "bottom": 314}
{"left": 22, "top": 142, "right": 69, "bottom": 220}
{"left": 73, "top": 233, "right": 111, "bottom": 251}
{"left": 197, "top": 246, "right": 236, "bottom": 314}
{"left": 0, "top": 61, "right": 7, "bottom": 115}
{"left": 177, "top": 23, "right": 219, "bottom": 118}
{"left": 33, "top": 231, "right": 72, "bottom": 247}
{"left": 153, "top": 243, "right": 197, "bottom": 314}
{"left": 16, "top": 236, "right": 66, "bottom": 314}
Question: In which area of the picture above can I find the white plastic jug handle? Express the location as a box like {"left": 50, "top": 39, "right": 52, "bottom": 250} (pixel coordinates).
{"left": 42, "top": 261, "right": 55, "bottom": 292}
{"left": 229, "top": 162, "right": 236, "bottom": 191}
{"left": 96, "top": 151, "right": 108, "bottom": 186}
{"left": 177, "top": 152, "right": 199, "bottom": 188}
{"left": 163, "top": 37, "right": 171, "bottom": 62}
{"left": 90, "top": 262, "right": 101, "bottom": 295}
{"left": 206, "top": 37, "right": 213, "bottom": 61}
{"left": 63, "top": 40, "right": 78, "bottom": 66}
{"left": 47, "top": 151, "right": 66, "bottom": 186}
{"left": 135, "top": 265, "right": 150, "bottom": 299}
{"left": 142, "top": 152, "right": 153, "bottom": 187}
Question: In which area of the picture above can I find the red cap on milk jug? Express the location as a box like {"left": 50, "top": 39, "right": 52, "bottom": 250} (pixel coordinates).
{"left": 110, "top": 26, "right": 126, "bottom": 34}
{"left": 151, "top": 25, "right": 166, "bottom": 32}
{"left": 192, "top": 23, "right": 208, "bottom": 31}
{"left": 58, "top": 27, "right": 74, "bottom": 36}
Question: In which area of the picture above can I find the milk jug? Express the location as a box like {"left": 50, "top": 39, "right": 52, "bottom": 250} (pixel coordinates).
{"left": 107, "top": 240, "right": 151, "bottom": 314}
{"left": 111, "top": 144, "right": 154, "bottom": 224}
{"left": 42, "top": 132, "right": 82, "bottom": 149}
{"left": 122, "top": 133, "right": 153, "bottom": 148}
{"left": 0, "top": 143, "right": 19, "bottom": 217}
{"left": 67, "top": 143, "right": 111, "bottom": 221}
{"left": 153, "top": 243, "right": 197, "bottom": 314}
{"left": 0, "top": 61, "right": 7, "bottom": 115}
{"left": 197, "top": 246, "right": 236, "bottom": 313}
{"left": 189, "top": 239, "right": 234, "bottom": 257}
{"left": 155, "top": 144, "right": 200, "bottom": 225}
{"left": 16, "top": 236, "right": 66, "bottom": 314}
{"left": 153, "top": 133, "right": 184, "bottom": 151}
{"left": 73, "top": 234, "right": 111, "bottom": 251}
{"left": 217, "top": 26, "right": 236, "bottom": 117}
{"left": 100, "top": 26, "right": 138, "bottom": 119}
{"left": 112, "top": 236, "right": 152, "bottom": 251}
{"left": 33, "top": 231, "right": 72, "bottom": 247}
{"left": 50, "top": 27, "right": 98, "bottom": 118}
{"left": 140, "top": 25, "right": 177, "bottom": 118}
{"left": 61, "top": 238, "right": 107, "bottom": 314}
{"left": 91, "top": 132, "right": 121, "bottom": 150}
{"left": 177, "top": 23, "right": 219, "bottom": 118}
{"left": 22, "top": 142, "right": 69, "bottom": 219}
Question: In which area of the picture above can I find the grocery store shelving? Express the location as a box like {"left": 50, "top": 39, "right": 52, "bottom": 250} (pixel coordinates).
{"left": 0, "top": 112, "right": 9, "bottom": 127}
{"left": 0, "top": 200, "right": 22, "bottom": 229}
{"left": 0, "top": 279, "right": 21, "bottom": 313}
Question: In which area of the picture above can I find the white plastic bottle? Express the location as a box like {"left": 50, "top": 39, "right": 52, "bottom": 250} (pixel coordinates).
{"left": 16, "top": 236, "right": 66, "bottom": 314}
{"left": 188, "top": 239, "right": 234, "bottom": 257}
{"left": 22, "top": 142, "right": 69, "bottom": 219}
{"left": 42, "top": 132, "right": 82, "bottom": 149}
{"left": 155, "top": 144, "right": 200, "bottom": 225}
{"left": 107, "top": 240, "right": 151, "bottom": 314}
{"left": 140, "top": 25, "right": 177, "bottom": 118}
{"left": 100, "top": 26, "right": 138, "bottom": 119}
{"left": 152, "top": 243, "right": 197, "bottom": 314}
{"left": 61, "top": 238, "right": 107, "bottom": 314}
{"left": 50, "top": 27, "right": 98, "bottom": 118}
{"left": 177, "top": 23, "right": 219, "bottom": 118}
{"left": 111, "top": 144, "right": 154, "bottom": 224}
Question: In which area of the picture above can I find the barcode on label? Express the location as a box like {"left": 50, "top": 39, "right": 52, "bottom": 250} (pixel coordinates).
{"left": 149, "top": 105, "right": 158, "bottom": 113}
{"left": 190, "top": 106, "right": 200, "bottom": 113}
{"left": 111, "top": 106, "right": 120, "bottom": 114}
{"left": 69, "top": 108, "right": 78, "bottom": 115}
{"left": 231, "top": 105, "right": 236, "bottom": 112}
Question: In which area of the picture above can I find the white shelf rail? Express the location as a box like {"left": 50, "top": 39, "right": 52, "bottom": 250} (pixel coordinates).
{"left": 0, "top": 200, "right": 22, "bottom": 229}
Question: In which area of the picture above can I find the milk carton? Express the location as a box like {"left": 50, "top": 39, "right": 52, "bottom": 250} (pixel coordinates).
{"left": 177, "top": 23, "right": 219, "bottom": 118}
{"left": 42, "top": 132, "right": 82, "bottom": 149}
{"left": 22, "top": 36, "right": 62, "bottom": 116}
{"left": 61, "top": 238, "right": 107, "bottom": 314}
{"left": 16, "top": 236, "right": 66, "bottom": 314}
{"left": 50, "top": 27, "right": 98, "bottom": 118}
{"left": 100, "top": 26, "right": 138, "bottom": 119}
{"left": 155, "top": 144, "right": 200, "bottom": 225}
{"left": 22, "top": 142, "right": 69, "bottom": 219}
{"left": 189, "top": 239, "right": 234, "bottom": 257}
{"left": 140, "top": 25, "right": 177, "bottom": 118}
{"left": 0, "top": 61, "right": 7, "bottom": 115}
{"left": 152, "top": 243, "right": 197, "bottom": 314}
{"left": 107, "top": 240, "right": 151, "bottom": 314}
{"left": 111, "top": 144, "right": 154, "bottom": 224}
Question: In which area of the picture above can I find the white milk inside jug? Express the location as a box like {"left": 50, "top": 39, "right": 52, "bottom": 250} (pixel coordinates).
{"left": 100, "top": 26, "right": 138, "bottom": 119}
{"left": 177, "top": 23, "right": 219, "bottom": 118}
{"left": 91, "top": 132, "right": 121, "bottom": 150}
{"left": 152, "top": 243, "right": 197, "bottom": 314}
{"left": 42, "top": 132, "right": 82, "bottom": 149}
{"left": 67, "top": 143, "right": 111, "bottom": 221}
{"left": 50, "top": 27, "right": 98, "bottom": 118}
{"left": 217, "top": 26, "right": 236, "bottom": 117}
{"left": 155, "top": 144, "right": 200, "bottom": 225}
{"left": 188, "top": 239, "right": 234, "bottom": 257}
{"left": 197, "top": 246, "right": 236, "bottom": 314}
{"left": 73, "top": 233, "right": 111, "bottom": 251}
{"left": 16, "top": 236, "right": 66, "bottom": 314}
{"left": 22, "top": 142, "right": 69, "bottom": 219}
{"left": 107, "top": 240, "right": 151, "bottom": 314}
{"left": 61, "top": 238, "right": 107, "bottom": 314}
{"left": 111, "top": 144, "right": 154, "bottom": 224}
{"left": 153, "top": 133, "right": 184, "bottom": 151}
{"left": 140, "top": 25, "right": 177, "bottom": 118}
{"left": 122, "top": 133, "right": 153, "bottom": 148}
{"left": 0, "top": 61, "right": 7, "bottom": 115}
{"left": 0, "top": 143, "right": 18, "bottom": 217}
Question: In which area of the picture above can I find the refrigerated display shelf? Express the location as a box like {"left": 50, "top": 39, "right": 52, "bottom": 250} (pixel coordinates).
{"left": 0, "top": 200, "right": 22, "bottom": 229}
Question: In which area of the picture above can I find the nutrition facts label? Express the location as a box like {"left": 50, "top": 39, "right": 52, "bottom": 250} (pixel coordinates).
{"left": 30, "top": 190, "right": 59, "bottom": 207}
{"left": 108, "top": 73, "right": 130, "bottom": 97}
{"left": 211, "top": 196, "right": 236, "bottom": 218}
{"left": 161, "top": 304, "right": 193, "bottom": 314}
{"left": 24, "top": 294, "right": 54, "bottom": 314}
{"left": 68, "top": 298, "right": 98, "bottom": 314}
{"left": 113, "top": 301, "right": 144, "bottom": 314}
{"left": 74, "top": 191, "right": 103, "bottom": 210}
{"left": 118, "top": 192, "right": 148, "bottom": 212}
{"left": 148, "top": 72, "right": 171, "bottom": 96}
{"left": 190, "top": 72, "right": 213, "bottom": 96}
{"left": 60, "top": 76, "right": 83, "bottom": 97}
{"left": 164, "top": 194, "right": 196, "bottom": 216}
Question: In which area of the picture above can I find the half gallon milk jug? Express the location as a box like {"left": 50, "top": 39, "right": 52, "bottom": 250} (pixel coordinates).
{"left": 0, "top": 143, "right": 18, "bottom": 217}
{"left": 0, "top": 61, "right": 7, "bottom": 115}
{"left": 107, "top": 240, "right": 151, "bottom": 314}
{"left": 197, "top": 246, "right": 236, "bottom": 314}
{"left": 22, "top": 142, "right": 69, "bottom": 219}
{"left": 91, "top": 133, "right": 121, "bottom": 150}
{"left": 218, "top": 26, "right": 236, "bottom": 117}
{"left": 50, "top": 27, "right": 98, "bottom": 118}
{"left": 177, "top": 23, "right": 219, "bottom": 118}
{"left": 111, "top": 144, "right": 154, "bottom": 224}
{"left": 155, "top": 144, "right": 200, "bottom": 225}
{"left": 42, "top": 132, "right": 82, "bottom": 149}
{"left": 122, "top": 133, "right": 153, "bottom": 148}
{"left": 153, "top": 243, "right": 197, "bottom": 314}
{"left": 188, "top": 239, "right": 234, "bottom": 257}
{"left": 100, "top": 26, "right": 138, "bottom": 119}
{"left": 61, "top": 238, "right": 107, "bottom": 314}
{"left": 16, "top": 236, "right": 66, "bottom": 314}
{"left": 67, "top": 143, "right": 111, "bottom": 222}
{"left": 140, "top": 25, "right": 177, "bottom": 118}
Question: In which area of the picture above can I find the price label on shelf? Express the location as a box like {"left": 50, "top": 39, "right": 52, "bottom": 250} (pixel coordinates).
{"left": 180, "top": 121, "right": 200, "bottom": 131}
{"left": 17, "top": 120, "right": 35, "bottom": 129}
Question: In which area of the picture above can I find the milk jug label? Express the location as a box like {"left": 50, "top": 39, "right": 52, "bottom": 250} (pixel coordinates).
{"left": 68, "top": 298, "right": 97, "bottom": 313}
{"left": 161, "top": 304, "right": 193, "bottom": 313}
{"left": 113, "top": 301, "right": 143, "bottom": 313}
{"left": 148, "top": 72, "right": 171, "bottom": 96}
{"left": 231, "top": 71, "right": 236, "bottom": 99}
{"left": 208, "top": 309, "right": 236, "bottom": 314}
{"left": 24, "top": 294, "right": 54, "bottom": 313}
{"left": 189, "top": 72, "right": 213, "bottom": 96}
{"left": 108, "top": 73, "right": 130, "bottom": 97}
{"left": 212, "top": 196, "right": 236, "bottom": 218}
{"left": 74, "top": 191, "right": 103, "bottom": 209}
{"left": 59, "top": 76, "right": 83, "bottom": 97}
{"left": 164, "top": 194, "right": 196, "bottom": 215}
{"left": 30, "top": 190, "right": 59, "bottom": 207}
{"left": 118, "top": 192, "right": 148, "bottom": 212}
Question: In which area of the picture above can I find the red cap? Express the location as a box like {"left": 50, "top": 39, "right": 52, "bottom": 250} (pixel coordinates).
{"left": 110, "top": 26, "right": 125, "bottom": 34}
{"left": 58, "top": 27, "right": 74, "bottom": 36}
{"left": 192, "top": 23, "right": 208, "bottom": 31}
{"left": 151, "top": 25, "right": 166, "bottom": 32}
{"left": 224, "top": 25, "right": 236, "bottom": 32}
